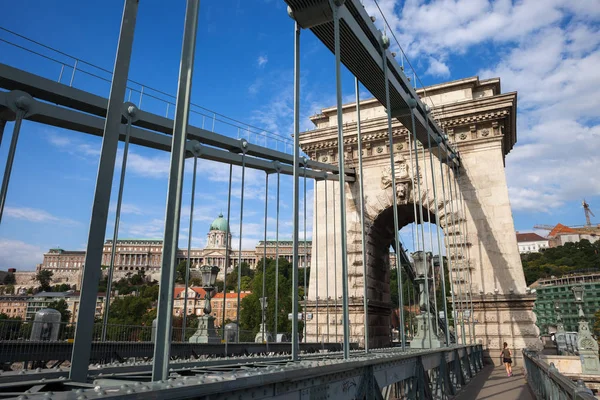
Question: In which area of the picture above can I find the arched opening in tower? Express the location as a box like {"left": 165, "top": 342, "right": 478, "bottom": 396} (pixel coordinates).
{"left": 365, "top": 203, "right": 449, "bottom": 347}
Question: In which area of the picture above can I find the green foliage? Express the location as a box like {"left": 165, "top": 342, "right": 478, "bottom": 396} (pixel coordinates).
{"left": 139, "top": 284, "right": 159, "bottom": 301}
{"left": 224, "top": 262, "right": 255, "bottom": 291}
{"left": 298, "top": 267, "right": 310, "bottom": 289}
{"left": 0, "top": 313, "right": 24, "bottom": 340}
{"left": 240, "top": 276, "right": 252, "bottom": 291}
{"left": 191, "top": 277, "right": 203, "bottom": 287}
{"left": 36, "top": 270, "right": 53, "bottom": 291}
{"left": 47, "top": 299, "right": 72, "bottom": 322}
{"left": 107, "top": 296, "right": 154, "bottom": 326}
{"left": 4, "top": 284, "right": 14, "bottom": 295}
{"left": 52, "top": 283, "right": 72, "bottom": 292}
{"left": 172, "top": 314, "right": 200, "bottom": 341}
{"left": 239, "top": 258, "right": 303, "bottom": 338}
{"left": 176, "top": 260, "right": 188, "bottom": 284}
{"left": 3, "top": 273, "right": 16, "bottom": 285}
{"left": 522, "top": 239, "right": 600, "bottom": 285}
{"left": 389, "top": 256, "right": 454, "bottom": 334}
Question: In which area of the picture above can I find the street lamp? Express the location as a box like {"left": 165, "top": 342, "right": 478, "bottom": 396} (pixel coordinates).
{"left": 571, "top": 285, "right": 600, "bottom": 375}
{"left": 255, "top": 296, "right": 272, "bottom": 343}
{"left": 200, "top": 265, "right": 219, "bottom": 314}
{"left": 410, "top": 251, "right": 441, "bottom": 349}
{"left": 553, "top": 299, "right": 568, "bottom": 354}
{"left": 189, "top": 265, "right": 220, "bottom": 343}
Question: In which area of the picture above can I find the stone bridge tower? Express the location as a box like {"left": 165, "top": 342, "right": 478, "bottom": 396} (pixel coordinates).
{"left": 300, "top": 76, "right": 540, "bottom": 363}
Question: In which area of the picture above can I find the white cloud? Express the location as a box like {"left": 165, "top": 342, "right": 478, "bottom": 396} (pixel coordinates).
{"left": 362, "top": 0, "right": 600, "bottom": 213}
{"left": 121, "top": 218, "right": 165, "bottom": 239}
{"left": 425, "top": 57, "right": 450, "bottom": 78}
{"left": 126, "top": 152, "right": 171, "bottom": 178}
{"left": 109, "top": 203, "right": 144, "bottom": 215}
{"left": 248, "top": 78, "right": 263, "bottom": 95}
{"left": 257, "top": 55, "right": 268, "bottom": 67}
{"left": 0, "top": 239, "right": 44, "bottom": 270}
{"left": 4, "top": 206, "right": 78, "bottom": 225}
{"left": 47, "top": 131, "right": 100, "bottom": 158}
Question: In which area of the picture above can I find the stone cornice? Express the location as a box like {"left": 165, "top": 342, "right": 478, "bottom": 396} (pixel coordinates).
{"left": 300, "top": 111, "right": 510, "bottom": 154}
{"left": 300, "top": 91, "right": 517, "bottom": 159}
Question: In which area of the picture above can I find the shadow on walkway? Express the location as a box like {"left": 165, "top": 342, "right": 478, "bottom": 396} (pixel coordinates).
{"left": 454, "top": 365, "right": 534, "bottom": 400}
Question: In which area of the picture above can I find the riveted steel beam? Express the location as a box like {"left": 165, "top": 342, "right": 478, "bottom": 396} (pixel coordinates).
{"left": 0, "top": 63, "right": 354, "bottom": 176}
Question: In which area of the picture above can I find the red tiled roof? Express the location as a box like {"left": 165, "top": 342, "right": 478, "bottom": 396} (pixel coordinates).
{"left": 547, "top": 223, "right": 577, "bottom": 238}
{"left": 516, "top": 232, "right": 547, "bottom": 242}
{"left": 173, "top": 287, "right": 206, "bottom": 298}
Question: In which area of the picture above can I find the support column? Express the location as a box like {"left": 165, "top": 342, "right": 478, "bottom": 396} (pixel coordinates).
{"left": 70, "top": 0, "right": 138, "bottom": 382}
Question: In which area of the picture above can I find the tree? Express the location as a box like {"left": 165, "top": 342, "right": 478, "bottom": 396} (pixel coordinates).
{"left": 238, "top": 257, "right": 302, "bottom": 338}
{"left": 47, "top": 299, "right": 72, "bottom": 323}
{"left": 4, "top": 284, "right": 14, "bottom": 295}
{"left": 139, "top": 284, "right": 159, "bottom": 301}
{"left": 176, "top": 260, "right": 188, "bottom": 284}
{"left": 240, "top": 276, "right": 252, "bottom": 291}
{"left": 36, "top": 270, "right": 53, "bottom": 291}
{"left": 3, "top": 273, "right": 16, "bottom": 285}
{"left": 521, "top": 239, "right": 600, "bottom": 285}
{"left": 107, "top": 296, "right": 154, "bottom": 326}
{"left": 52, "top": 283, "right": 72, "bottom": 292}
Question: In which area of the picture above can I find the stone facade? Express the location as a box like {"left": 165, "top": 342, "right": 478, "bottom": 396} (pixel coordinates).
{"left": 300, "top": 76, "right": 541, "bottom": 362}
{"left": 34, "top": 216, "right": 311, "bottom": 288}
{"left": 0, "top": 295, "right": 28, "bottom": 319}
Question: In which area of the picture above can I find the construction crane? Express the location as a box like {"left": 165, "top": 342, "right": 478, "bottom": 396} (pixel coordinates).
{"left": 583, "top": 199, "right": 595, "bottom": 227}
{"left": 533, "top": 224, "right": 554, "bottom": 231}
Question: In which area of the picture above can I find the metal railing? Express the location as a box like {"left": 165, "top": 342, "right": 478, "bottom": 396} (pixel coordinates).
{"left": 0, "top": 26, "right": 294, "bottom": 153}
{"left": 0, "top": 319, "right": 264, "bottom": 343}
{"left": 523, "top": 349, "right": 596, "bottom": 399}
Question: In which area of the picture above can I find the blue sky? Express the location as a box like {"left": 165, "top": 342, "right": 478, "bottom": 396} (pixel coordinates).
{"left": 1, "top": 0, "right": 599, "bottom": 270}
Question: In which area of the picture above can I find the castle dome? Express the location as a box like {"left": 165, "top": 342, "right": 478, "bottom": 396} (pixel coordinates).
{"left": 209, "top": 213, "right": 229, "bottom": 232}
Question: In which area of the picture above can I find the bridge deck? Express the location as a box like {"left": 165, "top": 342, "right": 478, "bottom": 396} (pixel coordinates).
{"left": 455, "top": 366, "right": 534, "bottom": 400}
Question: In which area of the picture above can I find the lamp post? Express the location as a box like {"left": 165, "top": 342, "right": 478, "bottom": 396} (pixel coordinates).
{"left": 255, "top": 296, "right": 272, "bottom": 343}
{"left": 189, "top": 265, "right": 221, "bottom": 343}
{"left": 410, "top": 251, "right": 441, "bottom": 349}
{"left": 571, "top": 286, "right": 600, "bottom": 375}
{"left": 553, "top": 300, "right": 567, "bottom": 354}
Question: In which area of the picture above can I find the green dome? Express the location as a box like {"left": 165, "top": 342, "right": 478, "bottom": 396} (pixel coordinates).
{"left": 210, "top": 213, "right": 229, "bottom": 232}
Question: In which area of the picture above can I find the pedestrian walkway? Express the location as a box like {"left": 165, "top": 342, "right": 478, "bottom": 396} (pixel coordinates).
{"left": 455, "top": 365, "right": 534, "bottom": 400}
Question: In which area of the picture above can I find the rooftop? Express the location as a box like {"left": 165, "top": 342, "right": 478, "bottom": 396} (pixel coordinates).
{"left": 547, "top": 223, "right": 578, "bottom": 238}
{"left": 516, "top": 232, "right": 547, "bottom": 243}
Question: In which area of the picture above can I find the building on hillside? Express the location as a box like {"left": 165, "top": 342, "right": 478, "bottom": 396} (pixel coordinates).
{"left": 35, "top": 213, "right": 312, "bottom": 286}
{"left": 0, "top": 295, "right": 28, "bottom": 319}
{"left": 66, "top": 292, "right": 106, "bottom": 324}
{"left": 26, "top": 291, "right": 79, "bottom": 321}
{"left": 255, "top": 240, "right": 312, "bottom": 267}
{"left": 173, "top": 286, "right": 207, "bottom": 317}
{"left": 531, "top": 272, "right": 600, "bottom": 333}
{"left": 546, "top": 223, "right": 600, "bottom": 248}
{"left": 516, "top": 232, "right": 549, "bottom": 253}
{"left": 212, "top": 291, "right": 252, "bottom": 327}
{"left": 25, "top": 291, "right": 105, "bottom": 323}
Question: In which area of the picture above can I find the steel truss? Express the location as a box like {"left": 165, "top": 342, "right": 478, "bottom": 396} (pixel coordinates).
{"left": 0, "top": 345, "right": 483, "bottom": 399}
{"left": 0, "top": 341, "right": 348, "bottom": 367}
{"left": 0, "top": 64, "right": 353, "bottom": 183}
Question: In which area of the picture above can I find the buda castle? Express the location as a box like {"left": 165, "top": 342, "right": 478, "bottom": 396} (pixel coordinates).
{"left": 31, "top": 214, "right": 311, "bottom": 289}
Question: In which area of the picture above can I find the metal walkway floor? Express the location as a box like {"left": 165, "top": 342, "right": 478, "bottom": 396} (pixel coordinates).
{"left": 455, "top": 365, "right": 534, "bottom": 400}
